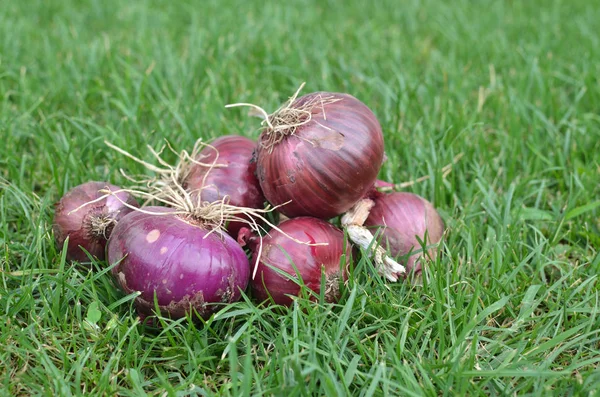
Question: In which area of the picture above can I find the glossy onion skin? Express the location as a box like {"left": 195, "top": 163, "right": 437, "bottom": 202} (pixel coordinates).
{"left": 256, "top": 92, "right": 384, "bottom": 219}
{"left": 248, "top": 217, "right": 352, "bottom": 306}
{"left": 53, "top": 181, "right": 138, "bottom": 262}
{"left": 365, "top": 192, "right": 444, "bottom": 273}
{"left": 184, "top": 135, "right": 265, "bottom": 236}
{"left": 106, "top": 207, "right": 250, "bottom": 319}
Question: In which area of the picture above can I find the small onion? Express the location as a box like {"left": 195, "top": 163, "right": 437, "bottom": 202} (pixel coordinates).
{"left": 247, "top": 90, "right": 384, "bottom": 219}
{"left": 364, "top": 192, "right": 445, "bottom": 274}
{"left": 53, "top": 181, "right": 138, "bottom": 262}
{"left": 183, "top": 135, "right": 265, "bottom": 236}
{"left": 106, "top": 206, "right": 250, "bottom": 319}
{"left": 240, "top": 217, "right": 352, "bottom": 306}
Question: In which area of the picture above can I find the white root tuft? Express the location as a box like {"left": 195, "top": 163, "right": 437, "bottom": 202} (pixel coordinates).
{"left": 89, "top": 214, "right": 116, "bottom": 238}
{"left": 225, "top": 83, "right": 342, "bottom": 152}
{"left": 342, "top": 198, "right": 406, "bottom": 282}
{"left": 104, "top": 139, "right": 227, "bottom": 207}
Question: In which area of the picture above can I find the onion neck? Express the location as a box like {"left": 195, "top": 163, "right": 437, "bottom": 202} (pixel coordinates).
{"left": 341, "top": 198, "right": 375, "bottom": 226}
{"left": 342, "top": 198, "right": 406, "bottom": 282}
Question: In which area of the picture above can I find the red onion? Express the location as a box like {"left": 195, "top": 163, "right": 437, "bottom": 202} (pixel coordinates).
{"left": 239, "top": 217, "right": 352, "bottom": 306}
{"left": 183, "top": 135, "right": 265, "bottom": 236}
{"left": 53, "top": 181, "right": 138, "bottom": 262}
{"left": 364, "top": 192, "right": 445, "bottom": 274}
{"left": 106, "top": 206, "right": 250, "bottom": 319}
{"left": 229, "top": 88, "right": 384, "bottom": 219}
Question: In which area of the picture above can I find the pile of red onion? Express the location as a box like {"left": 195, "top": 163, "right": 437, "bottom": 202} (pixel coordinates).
{"left": 52, "top": 84, "right": 448, "bottom": 321}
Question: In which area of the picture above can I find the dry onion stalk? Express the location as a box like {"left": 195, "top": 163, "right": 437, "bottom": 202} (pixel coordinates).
{"left": 341, "top": 198, "right": 407, "bottom": 282}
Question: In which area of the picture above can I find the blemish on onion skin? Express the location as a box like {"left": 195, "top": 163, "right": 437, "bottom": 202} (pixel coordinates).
{"left": 146, "top": 229, "right": 160, "bottom": 243}
{"left": 160, "top": 246, "right": 168, "bottom": 254}
{"left": 180, "top": 273, "right": 184, "bottom": 279}
{"left": 162, "top": 279, "right": 167, "bottom": 284}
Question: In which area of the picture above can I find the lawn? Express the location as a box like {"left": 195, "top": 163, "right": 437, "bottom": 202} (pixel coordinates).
{"left": 1, "top": 0, "right": 600, "bottom": 395}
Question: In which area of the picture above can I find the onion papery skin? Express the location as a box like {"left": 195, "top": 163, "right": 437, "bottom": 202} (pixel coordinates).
{"left": 184, "top": 135, "right": 265, "bottom": 237}
{"left": 364, "top": 192, "right": 444, "bottom": 274}
{"left": 256, "top": 92, "right": 384, "bottom": 219}
{"left": 246, "top": 217, "right": 352, "bottom": 306}
{"left": 106, "top": 207, "right": 250, "bottom": 319}
{"left": 53, "top": 181, "right": 139, "bottom": 262}
{"left": 374, "top": 179, "right": 395, "bottom": 190}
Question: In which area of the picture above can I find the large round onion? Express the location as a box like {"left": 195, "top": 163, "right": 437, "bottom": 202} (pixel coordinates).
{"left": 240, "top": 217, "right": 352, "bottom": 306}
{"left": 53, "top": 181, "right": 138, "bottom": 262}
{"left": 364, "top": 192, "right": 445, "bottom": 274}
{"left": 183, "top": 135, "right": 265, "bottom": 236}
{"left": 106, "top": 207, "right": 250, "bottom": 319}
{"left": 255, "top": 92, "right": 384, "bottom": 219}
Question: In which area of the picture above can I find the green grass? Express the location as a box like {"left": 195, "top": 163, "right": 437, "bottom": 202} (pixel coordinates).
{"left": 1, "top": 0, "right": 600, "bottom": 395}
